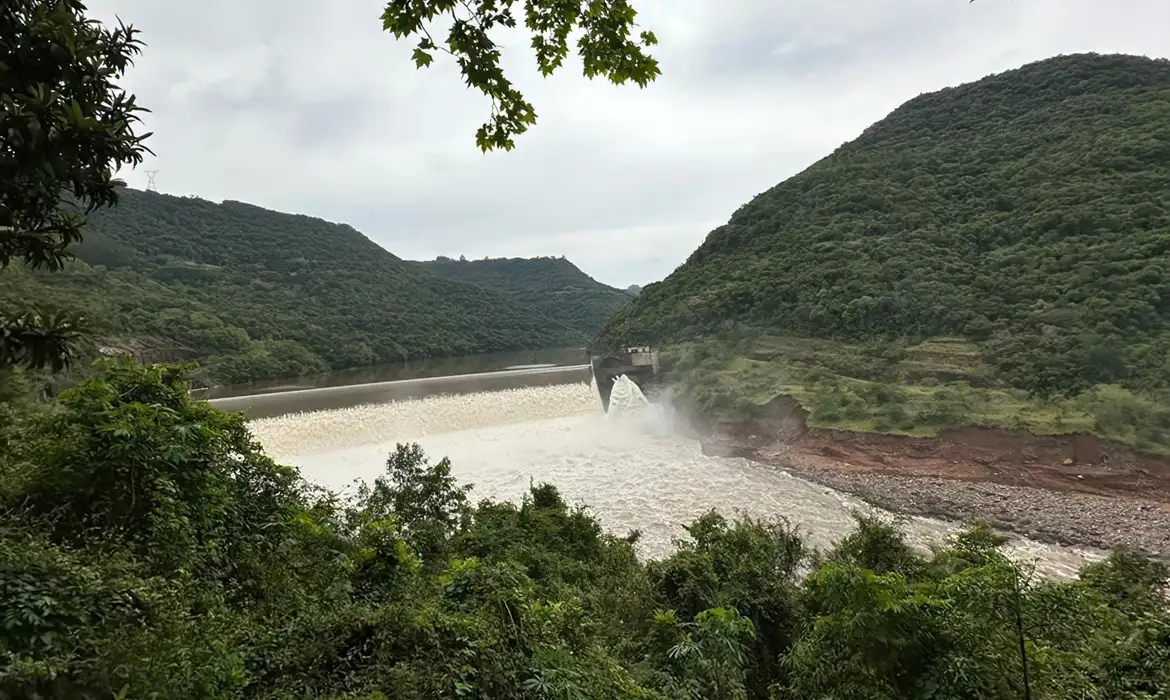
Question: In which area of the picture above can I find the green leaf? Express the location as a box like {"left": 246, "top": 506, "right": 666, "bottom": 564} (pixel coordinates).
{"left": 380, "top": 0, "right": 658, "bottom": 150}
{"left": 412, "top": 47, "right": 434, "bottom": 69}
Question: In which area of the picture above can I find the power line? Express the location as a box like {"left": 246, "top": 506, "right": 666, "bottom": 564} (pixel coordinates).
{"left": 145, "top": 170, "right": 159, "bottom": 192}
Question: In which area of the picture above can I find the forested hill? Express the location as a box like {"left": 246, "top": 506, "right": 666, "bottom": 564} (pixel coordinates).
{"left": 599, "top": 53, "right": 1170, "bottom": 396}
{"left": 417, "top": 256, "right": 632, "bottom": 338}
{"left": 0, "top": 190, "right": 587, "bottom": 384}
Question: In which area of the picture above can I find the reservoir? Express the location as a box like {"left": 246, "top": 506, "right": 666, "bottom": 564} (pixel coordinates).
{"left": 202, "top": 346, "right": 589, "bottom": 399}
{"left": 225, "top": 359, "right": 1103, "bottom": 577}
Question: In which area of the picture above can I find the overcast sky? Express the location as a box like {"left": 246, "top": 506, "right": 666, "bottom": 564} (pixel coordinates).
{"left": 87, "top": 0, "right": 1170, "bottom": 288}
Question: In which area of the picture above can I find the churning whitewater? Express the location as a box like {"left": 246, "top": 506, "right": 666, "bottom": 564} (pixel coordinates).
{"left": 249, "top": 380, "right": 1102, "bottom": 578}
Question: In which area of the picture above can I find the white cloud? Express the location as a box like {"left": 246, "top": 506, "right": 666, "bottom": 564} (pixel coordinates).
{"left": 88, "top": 0, "right": 1170, "bottom": 287}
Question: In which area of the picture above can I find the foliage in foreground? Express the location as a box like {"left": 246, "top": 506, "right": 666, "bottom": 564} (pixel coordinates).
{"left": 2, "top": 361, "right": 1168, "bottom": 699}
{"left": 1, "top": 0, "right": 151, "bottom": 372}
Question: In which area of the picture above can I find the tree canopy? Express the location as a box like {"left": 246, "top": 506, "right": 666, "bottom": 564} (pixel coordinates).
{"left": 419, "top": 255, "right": 633, "bottom": 339}
{"left": 600, "top": 53, "right": 1170, "bottom": 398}
{"left": 381, "top": 0, "right": 660, "bottom": 151}
{"left": 0, "top": 0, "right": 151, "bottom": 371}
{"left": 0, "top": 190, "right": 627, "bottom": 385}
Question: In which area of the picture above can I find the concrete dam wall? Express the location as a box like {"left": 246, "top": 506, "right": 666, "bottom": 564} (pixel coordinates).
{"left": 209, "top": 364, "right": 592, "bottom": 419}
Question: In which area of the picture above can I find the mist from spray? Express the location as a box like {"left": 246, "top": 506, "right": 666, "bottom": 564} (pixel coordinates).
{"left": 251, "top": 381, "right": 1101, "bottom": 577}
{"left": 606, "top": 375, "right": 650, "bottom": 416}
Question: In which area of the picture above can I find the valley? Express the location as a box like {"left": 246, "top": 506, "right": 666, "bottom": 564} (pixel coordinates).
{"left": 0, "top": 190, "right": 631, "bottom": 386}
{"left": 5, "top": 0, "right": 1170, "bottom": 693}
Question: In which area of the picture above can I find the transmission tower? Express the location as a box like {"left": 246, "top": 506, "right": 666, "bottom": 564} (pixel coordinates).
{"left": 145, "top": 170, "right": 159, "bottom": 192}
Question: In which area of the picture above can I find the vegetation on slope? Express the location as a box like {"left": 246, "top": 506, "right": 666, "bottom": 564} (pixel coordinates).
{"left": 668, "top": 334, "right": 1170, "bottom": 454}
{"left": 2, "top": 360, "right": 1168, "bottom": 699}
{"left": 0, "top": 190, "right": 596, "bottom": 385}
{"left": 419, "top": 256, "right": 632, "bottom": 340}
{"left": 601, "top": 53, "right": 1170, "bottom": 400}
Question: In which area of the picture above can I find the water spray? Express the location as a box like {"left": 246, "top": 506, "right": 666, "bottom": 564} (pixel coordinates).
{"left": 588, "top": 346, "right": 660, "bottom": 412}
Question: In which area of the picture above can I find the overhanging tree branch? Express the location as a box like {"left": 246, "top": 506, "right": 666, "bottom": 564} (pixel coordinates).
{"left": 1, "top": 0, "right": 152, "bottom": 372}
{"left": 381, "top": 0, "right": 660, "bottom": 151}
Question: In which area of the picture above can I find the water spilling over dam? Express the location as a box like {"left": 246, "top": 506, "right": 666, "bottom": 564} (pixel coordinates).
{"left": 248, "top": 374, "right": 1102, "bottom": 577}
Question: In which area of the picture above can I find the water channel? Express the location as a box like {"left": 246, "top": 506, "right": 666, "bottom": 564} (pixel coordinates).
{"left": 237, "top": 363, "right": 1103, "bottom": 578}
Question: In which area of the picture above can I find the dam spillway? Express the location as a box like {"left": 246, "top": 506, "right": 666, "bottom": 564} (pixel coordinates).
{"left": 244, "top": 370, "right": 1103, "bottom": 578}
{"left": 210, "top": 363, "right": 592, "bottom": 419}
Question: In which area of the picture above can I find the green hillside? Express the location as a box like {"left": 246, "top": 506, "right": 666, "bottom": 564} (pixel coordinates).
{"left": 0, "top": 190, "right": 583, "bottom": 384}
{"left": 600, "top": 53, "right": 1170, "bottom": 399}
{"left": 418, "top": 256, "right": 632, "bottom": 337}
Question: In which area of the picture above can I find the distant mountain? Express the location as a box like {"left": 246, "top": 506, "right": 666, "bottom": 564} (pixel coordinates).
{"left": 0, "top": 190, "right": 585, "bottom": 384}
{"left": 600, "top": 53, "right": 1170, "bottom": 397}
{"left": 417, "top": 256, "right": 633, "bottom": 340}
{"left": 625, "top": 284, "right": 642, "bottom": 296}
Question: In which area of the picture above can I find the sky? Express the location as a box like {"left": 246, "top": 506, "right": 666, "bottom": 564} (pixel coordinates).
{"left": 87, "top": 0, "right": 1170, "bottom": 289}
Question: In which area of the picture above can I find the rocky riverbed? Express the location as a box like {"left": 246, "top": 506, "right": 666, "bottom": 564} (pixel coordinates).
{"left": 739, "top": 447, "right": 1170, "bottom": 556}
{"left": 692, "top": 394, "right": 1170, "bottom": 557}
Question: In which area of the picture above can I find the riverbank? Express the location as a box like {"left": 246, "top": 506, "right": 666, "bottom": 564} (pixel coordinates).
{"left": 692, "top": 395, "right": 1170, "bottom": 557}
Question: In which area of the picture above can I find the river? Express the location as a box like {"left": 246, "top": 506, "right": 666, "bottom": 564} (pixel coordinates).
{"left": 242, "top": 366, "right": 1103, "bottom": 577}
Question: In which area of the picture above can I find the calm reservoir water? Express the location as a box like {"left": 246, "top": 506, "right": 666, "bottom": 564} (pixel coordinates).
{"left": 204, "top": 346, "right": 587, "bottom": 399}
{"left": 247, "top": 367, "right": 1103, "bottom": 577}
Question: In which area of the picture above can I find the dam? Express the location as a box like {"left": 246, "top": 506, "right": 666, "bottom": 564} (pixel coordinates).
{"left": 209, "top": 363, "right": 592, "bottom": 419}
{"left": 223, "top": 365, "right": 1103, "bottom": 577}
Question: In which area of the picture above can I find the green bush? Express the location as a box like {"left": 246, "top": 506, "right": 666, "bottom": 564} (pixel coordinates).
{"left": 1078, "top": 384, "right": 1170, "bottom": 446}
{"left": 1, "top": 361, "right": 1168, "bottom": 698}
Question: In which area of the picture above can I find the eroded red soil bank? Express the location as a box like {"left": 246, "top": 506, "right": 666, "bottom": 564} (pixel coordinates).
{"left": 687, "top": 395, "right": 1170, "bottom": 555}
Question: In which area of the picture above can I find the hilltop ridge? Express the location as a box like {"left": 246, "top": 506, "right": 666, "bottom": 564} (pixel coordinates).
{"left": 600, "top": 53, "right": 1170, "bottom": 398}
{"left": 417, "top": 255, "right": 632, "bottom": 339}
{"left": 0, "top": 190, "right": 604, "bottom": 383}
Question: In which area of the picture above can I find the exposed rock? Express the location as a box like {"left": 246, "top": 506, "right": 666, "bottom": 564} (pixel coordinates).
{"left": 686, "top": 398, "right": 1170, "bottom": 557}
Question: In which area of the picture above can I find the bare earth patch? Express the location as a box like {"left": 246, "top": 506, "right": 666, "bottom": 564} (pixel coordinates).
{"left": 695, "top": 395, "right": 1170, "bottom": 557}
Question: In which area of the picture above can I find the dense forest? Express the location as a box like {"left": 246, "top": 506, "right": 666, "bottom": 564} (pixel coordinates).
{"left": 2, "top": 361, "right": 1167, "bottom": 699}
{"left": 0, "top": 190, "right": 620, "bottom": 385}
{"left": 417, "top": 256, "right": 632, "bottom": 339}
{"left": 600, "top": 53, "right": 1170, "bottom": 398}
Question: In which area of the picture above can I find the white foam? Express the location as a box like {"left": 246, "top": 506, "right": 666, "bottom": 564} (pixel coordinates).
{"left": 607, "top": 375, "right": 650, "bottom": 416}
{"left": 252, "top": 383, "right": 1103, "bottom": 577}
{"left": 250, "top": 382, "right": 597, "bottom": 462}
